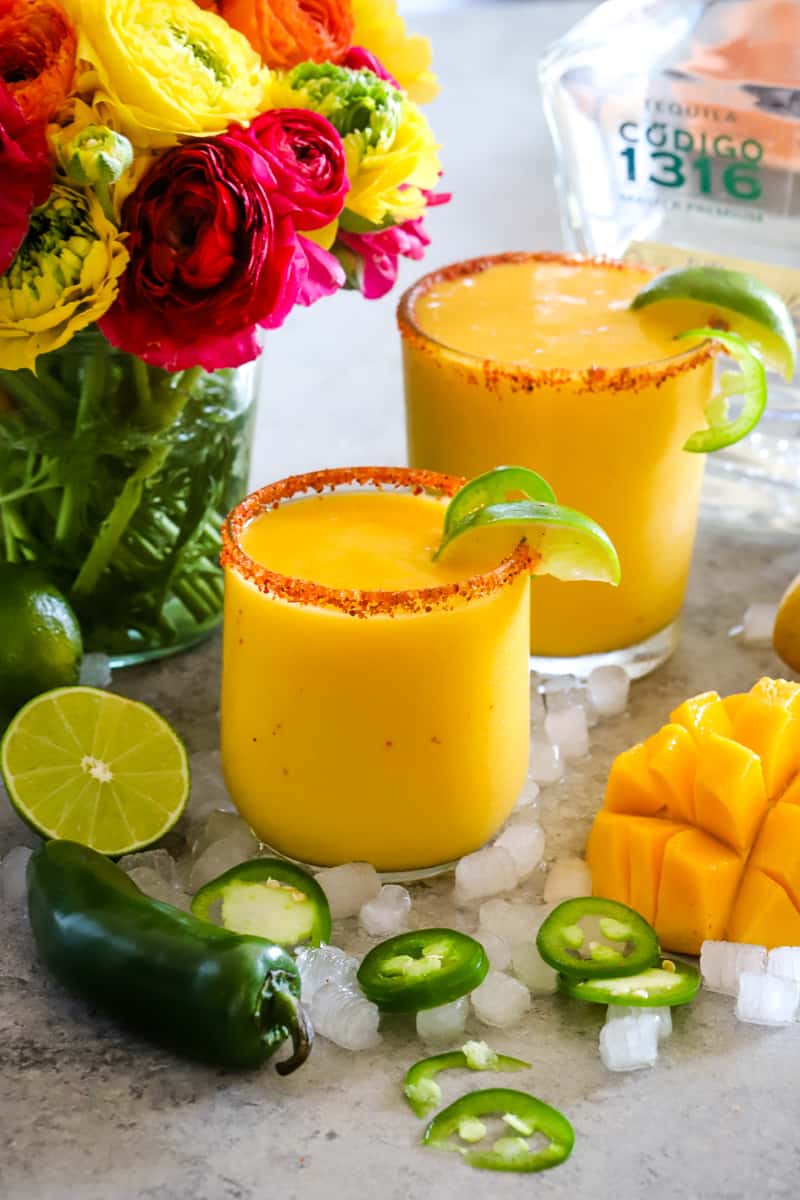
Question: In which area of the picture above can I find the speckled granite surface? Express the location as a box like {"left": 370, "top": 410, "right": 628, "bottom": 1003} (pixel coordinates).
{"left": 4, "top": 2, "right": 800, "bottom": 1197}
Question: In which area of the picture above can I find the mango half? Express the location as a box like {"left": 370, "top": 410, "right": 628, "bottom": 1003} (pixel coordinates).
{"left": 586, "top": 678, "right": 800, "bottom": 954}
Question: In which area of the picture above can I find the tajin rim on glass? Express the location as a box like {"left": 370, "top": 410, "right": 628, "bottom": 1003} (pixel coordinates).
{"left": 397, "top": 251, "right": 719, "bottom": 392}
{"left": 221, "top": 466, "right": 533, "bottom": 618}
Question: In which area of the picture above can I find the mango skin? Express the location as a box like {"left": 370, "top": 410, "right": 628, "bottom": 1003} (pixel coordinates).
{"left": 586, "top": 678, "right": 800, "bottom": 954}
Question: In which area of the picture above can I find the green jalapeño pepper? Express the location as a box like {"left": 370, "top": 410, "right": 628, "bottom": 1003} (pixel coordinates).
{"left": 191, "top": 857, "right": 331, "bottom": 948}
{"left": 423, "top": 1088, "right": 575, "bottom": 1173}
{"left": 358, "top": 929, "right": 489, "bottom": 1013}
{"left": 28, "top": 841, "right": 313, "bottom": 1073}
{"left": 537, "top": 897, "right": 660, "bottom": 979}
{"left": 404, "top": 1041, "right": 530, "bottom": 1118}
{"left": 559, "top": 959, "right": 701, "bottom": 1007}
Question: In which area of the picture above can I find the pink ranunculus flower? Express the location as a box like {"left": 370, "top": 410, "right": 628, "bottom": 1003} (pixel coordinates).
{"left": 335, "top": 190, "right": 450, "bottom": 300}
{"left": 343, "top": 45, "right": 400, "bottom": 89}
{"left": 100, "top": 131, "right": 299, "bottom": 371}
{"left": 0, "top": 81, "right": 52, "bottom": 276}
{"left": 239, "top": 107, "right": 348, "bottom": 231}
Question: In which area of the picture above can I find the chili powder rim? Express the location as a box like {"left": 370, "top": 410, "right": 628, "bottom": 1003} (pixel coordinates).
{"left": 397, "top": 251, "right": 719, "bottom": 392}
{"left": 221, "top": 466, "right": 533, "bottom": 617}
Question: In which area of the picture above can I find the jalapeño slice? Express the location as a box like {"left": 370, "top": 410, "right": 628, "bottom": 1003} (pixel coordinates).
{"left": 358, "top": 929, "right": 489, "bottom": 1013}
{"left": 536, "top": 897, "right": 660, "bottom": 980}
{"left": 559, "top": 960, "right": 701, "bottom": 1007}
{"left": 422, "top": 1088, "right": 575, "bottom": 1173}
{"left": 404, "top": 1041, "right": 530, "bottom": 1119}
{"left": 190, "top": 858, "right": 331, "bottom": 948}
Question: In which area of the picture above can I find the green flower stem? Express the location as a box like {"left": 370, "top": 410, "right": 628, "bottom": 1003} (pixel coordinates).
{"left": 55, "top": 342, "right": 108, "bottom": 547}
{"left": 0, "top": 371, "right": 58, "bottom": 426}
{"left": 1, "top": 502, "right": 34, "bottom": 561}
{"left": 71, "top": 366, "right": 203, "bottom": 598}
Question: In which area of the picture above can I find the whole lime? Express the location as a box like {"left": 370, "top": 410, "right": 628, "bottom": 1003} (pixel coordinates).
{"left": 0, "top": 564, "right": 83, "bottom": 722}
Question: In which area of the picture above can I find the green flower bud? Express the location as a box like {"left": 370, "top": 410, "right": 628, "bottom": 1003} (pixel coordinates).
{"left": 56, "top": 124, "right": 134, "bottom": 188}
{"left": 288, "top": 63, "right": 402, "bottom": 151}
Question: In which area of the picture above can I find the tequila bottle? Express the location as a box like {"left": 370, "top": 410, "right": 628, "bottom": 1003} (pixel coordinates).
{"left": 540, "top": 0, "right": 800, "bottom": 484}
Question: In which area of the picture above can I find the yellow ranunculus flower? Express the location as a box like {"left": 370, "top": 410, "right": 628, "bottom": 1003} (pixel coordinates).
{"left": 351, "top": 0, "right": 439, "bottom": 105}
{"left": 0, "top": 186, "right": 129, "bottom": 372}
{"left": 344, "top": 101, "right": 442, "bottom": 226}
{"left": 60, "top": 0, "right": 269, "bottom": 149}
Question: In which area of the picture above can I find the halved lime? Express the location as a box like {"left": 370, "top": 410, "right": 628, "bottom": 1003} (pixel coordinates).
{"left": 677, "top": 327, "right": 768, "bottom": 452}
{"left": 630, "top": 265, "right": 797, "bottom": 380}
{"left": 435, "top": 498, "right": 621, "bottom": 586}
{"left": 1, "top": 687, "right": 189, "bottom": 855}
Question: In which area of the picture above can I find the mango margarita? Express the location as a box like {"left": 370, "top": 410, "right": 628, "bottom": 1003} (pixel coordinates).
{"left": 220, "top": 468, "right": 532, "bottom": 871}
{"left": 399, "top": 254, "right": 717, "bottom": 667}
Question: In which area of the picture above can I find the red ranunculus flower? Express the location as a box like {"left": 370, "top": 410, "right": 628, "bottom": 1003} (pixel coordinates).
{"left": 343, "top": 46, "right": 399, "bottom": 89}
{"left": 240, "top": 107, "right": 348, "bottom": 231}
{"left": 0, "top": 80, "right": 51, "bottom": 276}
{"left": 100, "top": 133, "right": 298, "bottom": 371}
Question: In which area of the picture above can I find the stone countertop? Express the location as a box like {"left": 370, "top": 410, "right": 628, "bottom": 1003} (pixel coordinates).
{"left": 3, "top": 4, "right": 800, "bottom": 1199}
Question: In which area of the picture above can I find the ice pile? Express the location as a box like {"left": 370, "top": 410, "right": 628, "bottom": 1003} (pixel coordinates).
{"left": 416, "top": 996, "right": 469, "bottom": 1044}
{"left": 455, "top": 845, "right": 518, "bottom": 903}
{"left": 587, "top": 665, "right": 630, "bottom": 718}
{"left": 471, "top": 971, "right": 531, "bottom": 1027}
{"left": 479, "top": 898, "right": 543, "bottom": 945}
{"left": 736, "top": 972, "right": 800, "bottom": 1026}
{"left": 494, "top": 822, "right": 545, "bottom": 881}
{"left": 606, "top": 1005, "right": 672, "bottom": 1042}
{"left": 528, "top": 735, "right": 564, "bottom": 786}
{"left": 78, "top": 652, "right": 112, "bottom": 688}
{"left": 479, "top": 931, "right": 512, "bottom": 971}
{"left": 600, "top": 1012, "right": 659, "bottom": 1071}
{"left": 295, "top": 945, "right": 380, "bottom": 1050}
{"left": 700, "top": 940, "right": 767, "bottom": 996}
{"left": 767, "top": 947, "right": 800, "bottom": 985}
{"left": 543, "top": 856, "right": 592, "bottom": 905}
{"left": 315, "top": 862, "right": 380, "bottom": 919}
{"left": 1, "top": 846, "right": 33, "bottom": 908}
{"left": 514, "top": 774, "right": 540, "bottom": 812}
{"left": 120, "top": 848, "right": 190, "bottom": 910}
{"left": 359, "top": 884, "right": 411, "bottom": 937}
{"left": 544, "top": 707, "right": 589, "bottom": 761}
{"left": 510, "top": 942, "right": 558, "bottom": 995}
{"left": 740, "top": 602, "right": 778, "bottom": 646}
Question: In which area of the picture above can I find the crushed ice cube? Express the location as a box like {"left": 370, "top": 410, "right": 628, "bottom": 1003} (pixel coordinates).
{"left": 544, "top": 706, "right": 590, "bottom": 760}
{"left": 493, "top": 822, "right": 545, "bottom": 880}
{"left": 600, "top": 1013, "right": 659, "bottom": 1071}
{"left": 528, "top": 735, "right": 564, "bottom": 786}
{"left": 188, "top": 833, "right": 258, "bottom": 892}
{"left": 1, "top": 846, "right": 32, "bottom": 907}
{"left": 544, "top": 680, "right": 596, "bottom": 726}
{"left": 741, "top": 602, "right": 778, "bottom": 646}
{"left": 767, "top": 946, "right": 800, "bottom": 985}
{"left": 514, "top": 774, "right": 540, "bottom": 811}
{"left": 736, "top": 971, "right": 800, "bottom": 1026}
{"left": 295, "top": 945, "right": 358, "bottom": 1003}
{"left": 125, "top": 867, "right": 191, "bottom": 911}
{"left": 479, "top": 898, "right": 541, "bottom": 945}
{"left": 543, "top": 857, "right": 592, "bottom": 905}
{"left": 606, "top": 1005, "right": 672, "bottom": 1041}
{"left": 471, "top": 971, "right": 531, "bottom": 1027}
{"left": 315, "top": 862, "right": 381, "bottom": 918}
{"left": 78, "top": 652, "right": 112, "bottom": 688}
{"left": 119, "top": 848, "right": 179, "bottom": 887}
{"left": 479, "top": 931, "right": 512, "bottom": 972}
{"left": 416, "top": 996, "right": 469, "bottom": 1045}
{"left": 186, "top": 749, "right": 234, "bottom": 821}
{"left": 455, "top": 846, "right": 519, "bottom": 903}
{"left": 700, "top": 940, "right": 766, "bottom": 996}
{"left": 541, "top": 674, "right": 579, "bottom": 697}
{"left": 359, "top": 884, "right": 411, "bottom": 937}
{"left": 191, "top": 810, "right": 257, "bottom": 860}
{"left": 510, "top": 942, "right": 558, "bottom": 994}
{"left": 311, "top": 981, "right": 382, "bottom": 1050}
{"left": 587, "top": 665, "right": 630, "bottom": 718}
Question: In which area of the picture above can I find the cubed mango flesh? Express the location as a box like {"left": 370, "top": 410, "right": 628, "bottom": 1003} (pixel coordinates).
{"left": 588, "top": 678, "right": 800, "bottom": 953}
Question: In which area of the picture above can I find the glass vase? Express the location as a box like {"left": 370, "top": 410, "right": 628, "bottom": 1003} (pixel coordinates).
{"left": 0, "top": 328, "right": 257, "bottom": 665}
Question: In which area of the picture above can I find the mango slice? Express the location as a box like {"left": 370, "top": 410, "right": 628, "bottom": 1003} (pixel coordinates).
{"left": 586, "top": 678, "right": 800, "bottom": 953}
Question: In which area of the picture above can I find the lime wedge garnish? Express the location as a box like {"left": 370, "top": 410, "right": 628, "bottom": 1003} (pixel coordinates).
{"left": 676, "top": 327, "right": 767, "bottom": 453}
{"left": 630, "top": 265, "right": 797, "bottom": 380}
{"left": 1, "top": 686, "right": 189, "bottom": 855}
{"left": 435, "top": 498, "right": 621, "bottom": 585}
{"left": 443, "top": 465, "right": 557, "bottom": 536}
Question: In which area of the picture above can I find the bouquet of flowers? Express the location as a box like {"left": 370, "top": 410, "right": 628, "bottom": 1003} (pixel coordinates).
{"left": 0, "top": 0, "right": 445, "bottom": 660}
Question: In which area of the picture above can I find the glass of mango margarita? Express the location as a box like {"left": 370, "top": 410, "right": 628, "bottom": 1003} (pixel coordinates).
{"left": 220, "top": 467, "right": 532, "bottom": 873}
{"left": 399, "top": 253, "right": 717, "bottom": 677}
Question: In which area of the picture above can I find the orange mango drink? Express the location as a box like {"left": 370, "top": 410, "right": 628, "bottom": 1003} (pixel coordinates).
{"left": 399, "top": 254, "right": 717, "bottom": 668}
{"left": 220, "top": 467, "right": 532, "bottom": 872}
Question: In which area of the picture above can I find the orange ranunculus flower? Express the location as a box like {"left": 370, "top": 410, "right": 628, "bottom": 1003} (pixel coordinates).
{"left": 0, "top": 0, "right": 76, "bottom": 125}
{"left": 216, "top": 0, "right": 354, "bottom": 70}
